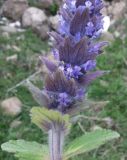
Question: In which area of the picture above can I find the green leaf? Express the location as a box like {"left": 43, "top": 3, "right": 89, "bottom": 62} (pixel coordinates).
{"left": 64, "top": 129, "right": 120, "bottom": 160}
{"left": 31, "top": 107, "right": 71, "bottom": 132}
{"left": 1, "top": 140, "right": 49, "bottom": 160}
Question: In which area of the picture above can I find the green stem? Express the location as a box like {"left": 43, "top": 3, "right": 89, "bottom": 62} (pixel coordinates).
{"left": 48, "top": 125, "right": 64, "bottom": 160}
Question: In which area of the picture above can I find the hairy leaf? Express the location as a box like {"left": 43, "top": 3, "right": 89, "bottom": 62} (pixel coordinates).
{"left": 31, "top": 107, "right": 71, "bottom": 133}
{"left": 64, "top": 129, "right": 120, "bottom": 160}
{"left": 1, "top": 140, "right": 49, "bottom": 160}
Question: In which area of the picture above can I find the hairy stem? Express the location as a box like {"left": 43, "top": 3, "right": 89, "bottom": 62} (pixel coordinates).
{"left": 48, "top": 126, "right": 64, "bottom": 160}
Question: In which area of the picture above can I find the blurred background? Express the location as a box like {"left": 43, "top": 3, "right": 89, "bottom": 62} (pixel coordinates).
{"left": 0, "top": 0, "right": 127, "bottom": 159}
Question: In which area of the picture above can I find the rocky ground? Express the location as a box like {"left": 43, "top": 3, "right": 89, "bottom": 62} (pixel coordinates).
{"left": 0, "top": 0, "right": 126, "bottom": 117}
{"left": 0, "top": 0, "right": 127, "bottom": 160}
{"left": 0, "top": 0, "right": 62, "bottom": 40}
{"left": 0, "top": 0, "right": 127, "bottom": 41}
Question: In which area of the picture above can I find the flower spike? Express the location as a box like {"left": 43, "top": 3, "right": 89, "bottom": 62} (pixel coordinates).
{"left": 27, "top": 0, "right": 108, "bottom": 115}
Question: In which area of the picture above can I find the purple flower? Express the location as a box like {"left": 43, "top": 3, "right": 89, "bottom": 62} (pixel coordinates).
{"left": 44, "top": 70, "right": 84, "bottom": 113}
{"left": 85, "top": 1, "right": 92, "bottom": 8}
{"left": 72, "top": 66, "right": 83, "bottom": 79}
{"left": 27, "top": 70, "right": 105, "bottom": 114}
{"left": 75, "top": 88, "right": 85, "bottom": 100}
{"left": 85, "top": 22, "right": 95, "bottom": 37}
{"left": 59, "top": 37, "right": 106, "bottom": 77}
{"left": 58, "top": 93, "right": 71, "bottom": 107}
{"left": 82, "top": 60, "right": 96, "bottom": 71}
{"left": 64, "top": 0, "right": 76, "bottom": 11}
{"left": 60, "top": 65, "right": 83, "bottom": 79}
{"left": 57, "top": 0, "right": 104, "bottom": 40}
{"left": 27, "top": 0, "right": 108, "bottom": 114}
{"left": 52, "top": 49, "right": 59, "bottom": 60}
{"left": 43, "top": 36, "right": 107, "bottom": 82}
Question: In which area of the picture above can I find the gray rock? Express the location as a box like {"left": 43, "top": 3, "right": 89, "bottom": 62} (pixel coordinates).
{"left": 105, "top": 1, "right": 126, "bottom": 24}
{"left": 54, "top": 0, "right": 63, "bottom": 6}
{"left": 0, "top": 17, "right": 9, "bottom": 25}
{"left": 6, "top": 54, "right": 18, "bottom": 62}
{"left": 9, "top": 21, "right": 21, "bottom": 28}
{"left": 112, "top": 1, "right": 126, "bottom": 21}
{"left": 0, "top": 25, "right": 25, "bottom": 33}
{"left": 1, "top": 97, "right": 22, "bottom": 116}
{"left": 37, "top": 0, "right": 53, "bottom": 9}
{"left": 1, "top": 0, "right": 28, "bottom": 20}
{"left": 49, "top": 15, "right": 59, "bottom": 30}
{"left": 36, "top": 0, "right": 63, "bottom": 8}
{"left": 22, "top": 7, "right": 47, "bottom": 28}
{"left": 34, "top": 24, "right": 49, "bottom": 40}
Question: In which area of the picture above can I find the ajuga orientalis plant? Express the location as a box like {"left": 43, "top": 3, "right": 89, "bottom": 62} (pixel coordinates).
{"left": 1, "top": 0, "right": 120, "bottom": 160}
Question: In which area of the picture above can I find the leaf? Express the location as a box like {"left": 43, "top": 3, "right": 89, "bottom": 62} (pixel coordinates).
{"left": 64, "top": 129, "right": 120, "bottom": 160}
{"left": 31, "top": 107, "right": 71, "bottom": 133}
{"left": 25, "top": 80, "right": 50, "bottom": 107}
{"left": 1, "top": 140, "right": 49, "bottom": 160}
